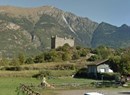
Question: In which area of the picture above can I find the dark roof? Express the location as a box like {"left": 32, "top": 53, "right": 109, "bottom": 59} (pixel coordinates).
{"left": 87, "top": 59, "right": 109, "bottom": 66}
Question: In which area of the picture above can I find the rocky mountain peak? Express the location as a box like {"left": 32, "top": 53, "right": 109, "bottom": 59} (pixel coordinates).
{"left": 120, "top": 24, "right": 129, "bottom": 29}
{"left": 0, "top": 5, "right": 130, "bottom": 58}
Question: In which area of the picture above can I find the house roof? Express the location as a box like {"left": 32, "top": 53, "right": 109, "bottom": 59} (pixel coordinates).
{"left": 87, "top": 59, "right": 109, "bottom": 66}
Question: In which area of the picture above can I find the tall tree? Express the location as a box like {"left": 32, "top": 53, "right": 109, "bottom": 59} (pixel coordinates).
{"left": 18, "top": 53, "right": 25, "bottom": 65}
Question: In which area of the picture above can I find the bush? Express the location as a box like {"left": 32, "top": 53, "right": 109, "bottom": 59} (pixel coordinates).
{"left": 97, "top": 73, "right": 120, "bottom": 80}
{"left": 76, "top": 46, "right": 81, "bottom": 50}
{"left": 87, "top": 55, "right": 99, "bottom": 61}
{"left": 78, "top": 48, "right": 89, "bottom": 57}
{"left": 34, "top": 54, "right": 44, "bottom": 63}
{"left": 54, "top": 64, "right": 76, "bottom": 70}
{"left": 4, "top": 66, "right": 22, "bottom": 71}
{"left": 32, "top": 70, "right": 51, "bottom": 79}
{"left": 86, "top": 72, "right": 120, "bottom": 80}
{"left": 25, "top": 57, "right": 34, "bottom": 64}
{"left": 62, "top": 52, "right": 71, "bottom": 61}
{"left": 72, "top": 52, "right": 80, "bottom": 60}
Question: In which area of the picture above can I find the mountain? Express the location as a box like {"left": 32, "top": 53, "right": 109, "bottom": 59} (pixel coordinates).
{"left": 0, "top": 6, "right": 130, "bottom": 58}
{"left": 0, "top": 6, "right": 98, "bottom": 58}
{"left": 91, "top": 22, "right": 130, "bottom": 48}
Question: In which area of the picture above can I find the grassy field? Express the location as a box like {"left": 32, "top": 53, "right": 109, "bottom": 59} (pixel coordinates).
{"left": 0, "top": 62, "right": 83, "bottom": 95}
{"left": 0, "top": 69, "right": 75, "bottom": 78}
{"left": 0, "top": 77, "right": 97, "bottom": 95}
{"left": 0, "top": 62, "right": 112, "bottom": 95}
{"left": 0, "top": 77, "right": 39, "bottom": 95}
{"left": 0, "top": 70, "right": 130, "bottom": 95}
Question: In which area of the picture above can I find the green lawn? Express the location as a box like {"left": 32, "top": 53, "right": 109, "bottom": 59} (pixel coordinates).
{"left": 1, "top": 76, "right": 130, "bottom": 95}
{"left": 0, "top": 77, "right": 97, "bottom": 95}
{"left": 0, "top": 77, "right": 39, "bottom": 95}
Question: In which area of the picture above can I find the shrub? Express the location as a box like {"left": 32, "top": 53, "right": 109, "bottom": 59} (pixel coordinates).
{"left": 87, "top": 55, "right": 99, "bottom": 61}
{"left": 25, "top": 57, "right": 34, "bottom": 64}
{"left": 34, "top": 54, "right": 44, "bottom": 63}
{"left": 72, "top": 52, "right": 80, "bottom": 60}
{"left": 4, "top": 66, "right": 22, "bottom": 71}
{"left": 32, "top": 70, "right": 51, "bottom": 79}
{"left": 62, "top": 52, "right": 71, "bottom": 61}
{"left": 18, "top": 53, "right": 25, "bottom": 65}
{"left": 44, "top": 52, "right": 52, "bottom": 62}
{"left": 78, "top": 48, "right": 89, "bottom": 57}
{"left": 62, "top": 43, "right": 71, "bottom": 52}
{"left": 54, "top": 64, "right": 76, "bottom": 70}
{"left": 76, "top": 46, "right": 81, "bottom": 50}
{"left": 97, "top": 73, "right": 120, "bottom": 80}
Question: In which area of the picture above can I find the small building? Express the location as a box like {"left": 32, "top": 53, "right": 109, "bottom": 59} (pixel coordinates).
{"left": 87, "top": 59, "right": 113, "bottom": 74}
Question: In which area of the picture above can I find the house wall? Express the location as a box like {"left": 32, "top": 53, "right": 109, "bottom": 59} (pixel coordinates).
{"left": 97, "top": 64, "right": 110, "bottom": 73}
{"left": 87, "top": 65, "right": 97, "bottom": 73}
{"left": 87, "top": 64, "right": 112, "bottom": 74}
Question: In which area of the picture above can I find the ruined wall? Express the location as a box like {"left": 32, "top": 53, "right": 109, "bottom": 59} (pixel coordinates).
{"left": 51, "top": 36, "right": 74, "bottom": 49}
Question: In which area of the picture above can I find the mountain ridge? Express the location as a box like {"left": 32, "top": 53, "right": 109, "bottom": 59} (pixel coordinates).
{"left": 0, "top": 6, "right": 130, "bottom": 58}
{"left": 91, "top": 22, "right": 130, "bottom": 48}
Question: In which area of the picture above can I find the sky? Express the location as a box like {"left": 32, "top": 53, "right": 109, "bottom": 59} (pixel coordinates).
{"left": 0, "top": 0, "right": 130, "bottom": 26}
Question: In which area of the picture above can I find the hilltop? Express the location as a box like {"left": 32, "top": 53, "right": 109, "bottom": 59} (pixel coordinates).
{"left": 0, "top": 6, "right": 130, "bottom": 57}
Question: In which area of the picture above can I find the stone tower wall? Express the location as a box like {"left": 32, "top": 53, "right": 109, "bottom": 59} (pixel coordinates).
{"left": 51, "top": 36, "right": 74, "bottom": 49}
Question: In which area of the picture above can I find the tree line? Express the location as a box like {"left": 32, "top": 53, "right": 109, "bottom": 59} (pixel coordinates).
{"left": 0, "top": 44, "right": 90, "bottom": 66}
{"left": 1, "top": 44, "right": 130, "bottom": 75}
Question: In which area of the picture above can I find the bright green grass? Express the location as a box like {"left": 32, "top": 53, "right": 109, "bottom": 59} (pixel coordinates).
{"left": 48, "top": 77, "right": 95, "bottom": 85}
{"left": 1, "top": 76, "right": 130, "bottom": 95}
{"left": 0, "top": 77, "right": 97, "bottom": 95}
{"left": 0, "top": 77, "right": 39, "bottom": 95}
{"left": 47, "top": 77, "right": 98, "bottom": 90}
{"left": 0, "top": 70, "right": 75, "bottom": 77}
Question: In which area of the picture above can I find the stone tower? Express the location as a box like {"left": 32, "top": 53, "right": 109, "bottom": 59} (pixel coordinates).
{"left": 51, "top": 35, "right": 74, "bottom": 49}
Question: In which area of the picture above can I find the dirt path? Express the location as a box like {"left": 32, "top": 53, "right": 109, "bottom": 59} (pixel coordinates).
{"left": 57, "top": 88, "right": 130, "bottom": 95}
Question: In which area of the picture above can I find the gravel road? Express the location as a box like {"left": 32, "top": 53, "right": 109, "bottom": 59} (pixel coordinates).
{"left": 57, "top": 88, "right": 130, "bottom": 95}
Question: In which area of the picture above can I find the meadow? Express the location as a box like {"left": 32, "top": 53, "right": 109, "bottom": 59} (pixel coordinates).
{"left": 0, "top": 62, "right": 126, "bottom": 95}
{"left": 0, "top": 77, "right": 39, "bottom": 95}
{"left": 0, "top": 76, "right": 97, "bottom": 95}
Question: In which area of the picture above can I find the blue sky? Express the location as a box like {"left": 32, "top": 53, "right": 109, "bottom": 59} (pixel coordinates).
{"left": 0, "top": 0, "right": 130, "bottom": 26}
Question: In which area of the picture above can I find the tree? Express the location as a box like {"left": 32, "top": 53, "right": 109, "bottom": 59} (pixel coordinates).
{"left": 49, "top": 50, "right": 59, "bottom": 61}
{"left": 92, "top": 45, "right": 114, "bottom": 59}
{"left": 72, "top": 52, "right": 80, "bottom": 60}
{"left": 76, "top": 46, "right": 81, "bottom": 50}
{"left": 108, "top": 55, "right": 121, "bottom": 72}
{"left": 18, "top": 53, "right": 25, "bottom": 65}
{"left": 87, "top": 55, "right": 99, "bottom": 61}
{"left": 62, "top": 43, "right": 71, "bottom": 52}
{"left": 109, "top": 54, "right": 130, "bottom": 75}
{"left": 10, "top": 58, "right": 19, "bottom": 66}
{"left": 0, "top": 58, "right": 9, "bottom": 66}
{"left": 44, "top": 52, "right": 52, "bottom": 62}
{"left": 78, "top": 48, "right": 89, "bottom": 57}
{"left": 44, "top": 50, "right": 63, "bottom": 62}
{"left": 25, "top": 57, "right": 34, "bottom": 64}
{"left": 62, "top": 52, "right": 71, "bottom": 61}
{"left": 120, "top": 53, "right": 130, "bottom": 75}
{"left": 34, "top": 54, "right": 44, "bottom": 63}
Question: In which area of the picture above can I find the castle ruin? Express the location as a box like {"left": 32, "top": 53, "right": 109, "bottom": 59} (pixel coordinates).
{"left": 51, "top": 35, "right": 74, "bottom": 49}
